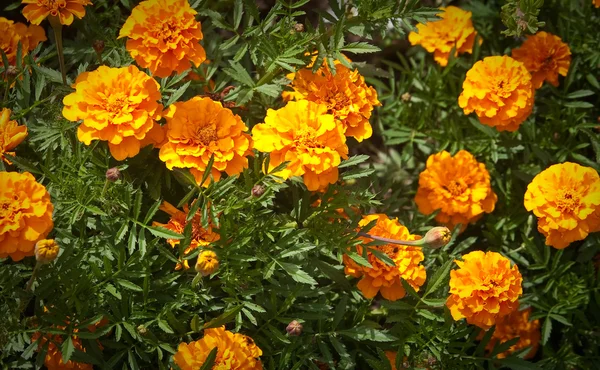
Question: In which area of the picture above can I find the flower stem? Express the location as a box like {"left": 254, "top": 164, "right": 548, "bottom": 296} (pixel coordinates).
{"left": 25, "top": 262, "right": 40, "bottom": 291}
{"left": 357, "top": 232, "right": 425, "bottom": 246}
{"left": 49, "top": 16, "right": 67, "bottom": 85}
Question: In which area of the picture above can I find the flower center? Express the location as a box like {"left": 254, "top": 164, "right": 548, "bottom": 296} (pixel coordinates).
{"left": 445, "top": 179, "right": 466, "bottom": 196}
{"left": 556, "top": 188, "right": 580, "bottom": 213}
{"left": 103, "top": 94, "right": 129, "bottom": 115}
{"left": 492, "top": 77, "right": 514, "bottom": 98}
{"left": 0, "top": 196, "right": 20, "bottom": 219}
{"left": 326, "top": 92, "right": 350, "bottom": 113}
{"left": 38, "top": 0, "right": 66, "bottom": 10}
{"left": 295, "top": 128, "right": 323, "bottom": 149}
{"left": 155, "top": 20, "right": 182, "bottom": 44}
{"left": 193, "top": 125, "right": 218, "bottom": 145}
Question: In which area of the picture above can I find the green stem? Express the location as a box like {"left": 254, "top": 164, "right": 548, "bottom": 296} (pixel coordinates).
{"left": 356, "top": 232, "right": 426, "bottom": 246}
{"left": 49, "top": 17, "right": 67, "bottom": 85}
{"left": 25, "top": 262, "right": 40, "bottom": 291}
{"left": 100, "top": 178, "right": 109, "bottom": 197}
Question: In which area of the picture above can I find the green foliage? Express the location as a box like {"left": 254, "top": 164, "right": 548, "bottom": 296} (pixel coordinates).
{"left": 500, "top": 0, "right": 545, "bottom": 37}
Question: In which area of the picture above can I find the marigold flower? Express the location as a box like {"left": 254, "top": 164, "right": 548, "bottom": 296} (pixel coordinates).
{"left": 484, "top": 307, "right": 540, "bottom": 359}
{"left": 159, "top": 96, "right": 252, "bottom": 186}
{"left": 35, "top": 239, "right": 59, "bottom": 264}
{"left": 0, "top": 17, "right": 46, "bottom": 69}
{"left": 31, "top": 333, "right": 92, "bottom": 370}
{"left": 195, "top": 250, "right": 219, "bottom": 276}
{"left": 512, "top": 32, "right": 571, "bottom": 89}
{"left": 153, "top": 201, "right": 220, "bottom": 270}
{"left": 524, "top": 162, "right": 600, "bottom": 249}
{"left": 118, "top": 0, "right": 206, "bottom": 78}
{"left": 458, "top": 56, "right": 534, "bottom": 132}
{"left": 408, "top": 6, "right": 478, "bottom": 67}
{"left": 0, "top": 171, "right": 54, "bottom": 261}
{"left": 595, "top": 0, "right": 600, "bottom": 8}
{"left": 415, "top": 150, "right": 497, "bottom": 232}
{"left": 343, "top": 214, "right": 426, "bottom": 301}
{"left": 173, "top": 326, "right": 263, "bottom": 369}
{"left": 62, "top": 65, "right": 164, "bottom": 161}
{"left": 252, "top": 100, "right": 348, "bottom": 191}
{"left": 286, "top": 320, "right": 303, "bottom": 336}
{"left": 0, "top": 108, "right": 28, "bottom": 164}
{"left": 22, "top": 0, "right": 92, "bottom": 26}
{"left": 446, "top": 251, "right": 522, "bottom": 330}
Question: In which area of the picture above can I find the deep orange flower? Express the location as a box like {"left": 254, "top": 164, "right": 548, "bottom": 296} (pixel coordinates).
{"left": 512, "top": 32, "right": 571, "bottom": 89}
{"left": 118, "top": 0, "right": 206, "bottom": 78}
{"left": 0, "top": 171, "right": 54, "bottom": 261}
{"left": 153, "top": 201, "right": 220, "bottom": 270}
{"left": 0, "top": 108, "right": 28, "bottom": 164}
{"left": 22, "top": 0, "right": 92, "bottom": 26}
{"left": 596, "top": 0, "right": 600, "bottom": 8}
{"left": 252, "top": 100, "right": 348, "bottom": 191}
{"left": 343, "top": 214, "right": 426, "bottom": 301}
{"left": 446, "top": 251, "right": 522, "bottom": 330}
{"left": 458, "top": 56, "right": 534, "bottom": 132}
{"left": 484, "top": 307, "right": 540, "bottom": 359}
{"left": 174, "top": 326, "right": 263, "bottom": 370}
{"left": 159, "top": 96, "right": 252, "bottom": 186}
{"left": 0, "top": 17, "right": 46, "bottom": 69}
{"left": 408, "top": 6, "right": 478, "bottom": 66}
{"left": 524, "top": 162, "right": 600, "bottom": 249}
{"left": 415, "top": 150, "right": 497, "bottom": 232}
{"left": 62, "top": 65, "right": 164, "bottom": 161}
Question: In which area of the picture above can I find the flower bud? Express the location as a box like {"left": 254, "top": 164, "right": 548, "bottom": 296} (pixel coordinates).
{"left": 286, "top": 320, "right": 303, "bottom": 336}
{"left": 137, "top": 324, "right": 148, "bottom": 335}
{"left": 106, "top": 167, "right": 121, "bottom": 182}
{"left": 195, "top": 250, "right": 219, "bottom": 276}
{"left": 293, "top": 23, "right": 304, "bottom": 32}
{"left": 4, "top": 65, "right": 18, "bottom": 80}
{"left": 93, "top": 40, "right": 105, "bottom": 54}
{"left": 251, "top": 184, "right": 265, "bottom": 197}
{"left": 34, "top": 239, "right": 59, "bottom": 264}
{"left": 422, "top": 227, "right": 451, "bottom": 249}
{"left": 401, "top": 92, "right": 412, "bottom": 102}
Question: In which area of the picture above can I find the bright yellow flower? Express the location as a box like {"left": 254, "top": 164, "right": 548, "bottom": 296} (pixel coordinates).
{"left": 118, "top": 0, "right": 206, "bottom": 78}
{"left": 22, "top": 0, "right": 92, "bottom": 26}
{"left": 484, "top": 307, "right": 540, "bottom": 359}
{"left": 62, "top": 65, "right": 164, "bottom": 161}
{"left": 153, "top": 201, "right": 220, "bottom": 270}
{"left": 512, "top": 32, "right": 571, "bottom": 89}
{"left": 159, "top": 96, "right": 252, "bottom": 186}
{"left": 0, "top": 171, "right": 54, "bottom": 261}
{"left": 35, "top": 239, "right": 59, "bottom": 264}
{"left": 174, "top": 326, "right": 263, "bottom": 370}
{"left": 446, "top": 251, "right": 522, "bottom": 330}
{"left": 343, "top": 214, "right": 426, "bottom": 301}
{"left": 0, "top": 108, "right": 28, "bottom": 164}
{"left": 415, "top": 150, "right": 497, "bottom": 232}
{"left": 0, "top": 17, "right": 46, "bottom": 68}
{"left": 458, "top": 56, "right": 534, "bottom": 132}
{"left": 195, "top": 250, "right": 219, "bottom": 276}
{"left": 408, "top": 6, "right": 478, "bottom": 67}
{"left": 524, "top": 162, "right": 600, "bottom": 249}
{"left": 252, "top": 100, "right": 348, "bottom": 192}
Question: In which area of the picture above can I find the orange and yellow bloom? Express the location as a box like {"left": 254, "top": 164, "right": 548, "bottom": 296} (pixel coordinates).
{"left": 512, "top": 31, "right": 571, "bottom": 89}
{"left": 485, "top": 307, "right": 540, "bottom": 359}
{"left": 524, "top": 162, "right": 600, "bottom": 249}
{"left": 22, "top": 0, "right": 92, "bottom": 26}
{"left": 32, "top": 332, "right": 93, "bottom": 370}
{"left": 62, "top": 65, "right": 164, "bottom": 161}
{"left": 0, "top": 108, "right": 28, "bottom": 164}
{"left": 0, "top": 171, "right": 54, "bottom": 261}
{"left": 159, "top": 96, "right": 252, "bottom": 186}
{"left": 446, "top": 251, "right": 522, "bottom": 330}
{"left": 195, "top": 250, "right": 219, "bottom": 276}
{"left": 415, "top": 150, "right": 497, "bottom": 232}
{"left": 252, "top": 100, "right": 348, "bottom": 191}
{"left": 118, "top": 0, "right": 206, "bottom": 78}
{"left": 458, "top": 56, "right": 534, "bottom": 132}
{"left": 35, "top": 239, "right": 59, "bottom": 264}
{"left": 174, "top": 326, "right": 263, "bottom": 370}
{"left": 408, "top": 6, "right": 478, "bottom": 66}
{"left": 0, "top": 17, "right": 46, "bottom": 69}
{"left": 343, "top": 214, "right": 426, "bottom": 301}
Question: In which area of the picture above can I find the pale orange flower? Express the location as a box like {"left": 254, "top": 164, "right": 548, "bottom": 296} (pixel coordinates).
{"left": 484, "top": 307, "right": 540, "bottom": 359}
{"left": 524, "top": 162, "right": 600, "bottom": 249}
{"left": 512, "top": 31, "right": 571, "bottom": 89}
{"left": 118, "top": 0, "right": 206, "bottom": 78}
{"left": 0, "top": 17, "right": 46, "bottom": 69}
{"left": 22, "top": 0, "right": 92, "bottom": 26}
{"left": 0, "top": 108, "right": 28, "bottom": 164}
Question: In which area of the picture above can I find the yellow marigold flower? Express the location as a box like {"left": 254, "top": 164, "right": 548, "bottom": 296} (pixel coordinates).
{"left": 0, "top": 171, "right": 54, "bottom": 261}
{"left": 0, "top": 17, "right": 46, "bottom": 69}
{"left": 0, "top": 108, "right": 28, "bottom": 164}
{"left": 283, "top": 59, "right": 380, "bottom": 142}
{"left": 159, "top": 96, "right": 252, "bottom": 186}
{"left": 118, "top": 0, "right": 206, "bottom": 78}
{"left": 415, "top": 150, "right": 497, "bottom": 232}
{"left": 62, "top": 65, "right": 164, "bottom": 161}
{"left": 524, "top": 162, "right": 600, "bottom": 249}
{"left": 35, "top": 239, "right": 59, "bottom": 264}
{"left": 458, "top": 56, "right": 534, "bottom": 132}
{"left": 484, "top": 307, "right": 540, "bottom": 359}
{"left": 153, "top": 201, "right": 220, "bottom": 270}
{"left": 252, "top": 100, "right": 348, "bottom": 192}
{"left": 173, "top": 326, "right": 263, "bottom": 370}
{"left": 195, "top": 250, "right": 219, "bottom": 276}
{"left": 343, "top": 214, "right": 426, "bottom": 301}
{"left": 408, "top": 6, "right": 478, "bottom": 67}
{"left": 512, "top": 32, "right": 571, "bottom": 90}
{"left": 446, "top": 251, "right": 522, "bottom": 330}
{"left": 22, "top": 0, "right": 92, "bottom": 26}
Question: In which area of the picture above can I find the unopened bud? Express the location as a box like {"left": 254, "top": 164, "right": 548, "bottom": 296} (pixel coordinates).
{"left": 35, "top": 239, "right": 59, "bottom": 264}
{"left": 251, "top": 184, "right": 265, "bottom": 197}
{"left": 4, "top": 65, "right": 18, "bottom": 80}
{"left": 195, "top": 250, "right": 219, "bottom": 276}
{"left": 293, "top": 23, "right": 304, "bottom": 32}
{"left": 286, "top": 320, "right": 303, "bottom": 336}
{"left": 137, "top": 324, "right": 148, "bottom": 335}
{"left": 422, "top": 227, "right": 451, "bottom": 249}
{"left": 93, "top": 40, "right": 105, "bottom": 54}
{"left": 401, "top": 92, "right": 412, "bottom": 102}
{"left": 106, "top": 167, "right": 120, "bottom": 182}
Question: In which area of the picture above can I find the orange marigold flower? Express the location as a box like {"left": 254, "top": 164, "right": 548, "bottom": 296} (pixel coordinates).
{"left": 415, "top": 150, "right": 497, "bottom": 232}
{"left": 408, "top": 6, "right": 478, "bottom": 67}
{"left": 35, "top": 239, "right": 59, "bottom": 264}
{"left": 195, "top": 250, "right": 219, "bottom": 276}
{"left": 458, "top": 56, "right": 534, "bottom": 132}
{"left": 22, "top": 0, "right": 92, "bottom": 26}
{"left": 512, "top": 31, "right": 571, "bottom": 89}
{"left": 62, "top": 65, "right": 164, "bottom": 161}
{"left": 0, "top": 17, "right": 46, "bottom": 69}
{"left": 118, "top": 0, "right": 206, "bottom": 78}
{"left": 153, "top": 201, "right": 220, "bottom": 270}
{"left": 252, "top": 100, "right": 348, "bottom": 192}
{"left": 159, "top": 96, "right": 252, "bottom": 186}
{"left": 524, "top": 162, "right": 600, "bottom": 249}
{"left": 0, "top": 171, "right": 54, "bottom": 261}
{"left": 32, "top": 333, "right": 92, "bottom": 370}
{"left": 0, "top": 108, "right": 28, "bottom": 164}
{"left": 174, "top": 326, "right": 263, "bottom": 370}
{"left": 343, "top": 214, "right": 426, "bottom": 301}
{"left": 446, "top": 251, "right": 522, "bottom": 330}
{"left": 596, "top": 0, "right": 600, "bottom": 7}
{"left": 484, "top": 307, "right": 540, "bottom": 359}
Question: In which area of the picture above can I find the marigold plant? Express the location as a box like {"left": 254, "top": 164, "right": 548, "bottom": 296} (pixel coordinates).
{"left": 0, "top": 17, "right": 46, "bottom": 69}
{"left": 485, "top": 307, "right": 541, "bottom": 359}
{"left": 21, "top": 0, "right": 92, "bottom": 26}
{"left": 0, "top": 108, "right": 28, "bottom": 164}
